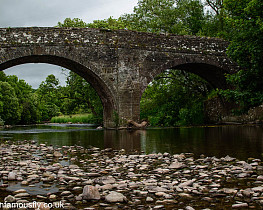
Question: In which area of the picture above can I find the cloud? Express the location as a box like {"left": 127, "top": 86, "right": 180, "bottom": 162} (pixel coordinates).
{"left": 4, "top": 64, "right": 69, "bottom": 89}
{"left": 0, "top": 0, "right": 138, "bottom": 88}
{"left": 0, "top": 0, "right": 137, "bottom": 27}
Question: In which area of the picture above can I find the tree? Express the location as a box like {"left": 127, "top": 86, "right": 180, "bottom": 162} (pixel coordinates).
{"left": 0, "top": 81, "right": 21, "bottom": 124}
{"left": 204, "top": 0, "right": 225, "bottom": 32}
{"left": 57, "top": 18, "right": 88, "bottom": 28}
{"left": 87, "top": 17, "right": 127, "bottom": 30}
{"left": 176, "top": 0, "right": 205, "bottom": 35}
{"left": 0, "top": 71, "right": 7, "bottom": 81}
{"left": 5, "top": 75, "right": 40, "bottom": 124}
{"left": 122, "top": 0, "right": 179, "bottom": 33}
{"left": 62, "top": 72, "right": 103, "bottom": 121}
{"left": 37, "top": 74, "right": 62, "bottom": 121}
{"left": 141, "top": 70, "right": 211, "bottom": 126}
{"left": 219, "top": 0, "right": 263, "bottom": 111}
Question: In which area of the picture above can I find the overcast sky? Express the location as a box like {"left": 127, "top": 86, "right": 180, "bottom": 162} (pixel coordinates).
{"left": 0, "top": 0, "right": 138, "bottom": 88}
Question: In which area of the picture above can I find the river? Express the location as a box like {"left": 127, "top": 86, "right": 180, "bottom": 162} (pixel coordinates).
{"left": 1, "top": 124, "right": 263, "bottom": 160}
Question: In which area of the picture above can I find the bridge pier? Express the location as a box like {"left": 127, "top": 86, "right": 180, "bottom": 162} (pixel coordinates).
{"left": 117, "top": 88, "right": 141, "bottom": 127}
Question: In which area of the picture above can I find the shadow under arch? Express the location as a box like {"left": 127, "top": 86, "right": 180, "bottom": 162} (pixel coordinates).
{"left": 142, "top": 55, "right": 232, "bottom": 95}
{"left": 0, "top": 55, "right": 116, "bottom": 127}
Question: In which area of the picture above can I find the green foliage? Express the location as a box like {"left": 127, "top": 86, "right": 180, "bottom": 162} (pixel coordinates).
{"left": 37, "top": 74, "right": 62, "bottom": 121}
{"left": 177, "top": 102, "right": 204, "bottom": 126}
{"left": 0, "top": 70, "right": 104, "bottom": 125}
{"left": 0, "top": 116, "right": 4, "bottom": 126}
{"left": 113, "top": 111, "right": 120, "bottom": 128}
{"left": 0, "top": 81, "right": 21, "bottom": 124}
{"left": 140, "top": 70, "right": 210, "bottom": 126}
{"left": 61, "top": 71, "right": 103, "bottom": 121}
{"left": 6, "top": 75, "right": 40, "bottom": 124}
{"left": 51, "top": 113, "right": 99, "bottom": 124}
{"left": 219, "top": 0, "right": 263, "bottom": 112}
{"left": 57, "top": 18, "right": 88, "bottom": 28}
{"left": 87, "top": 17, "right": 127, "bottom": 30}
{"left": 120, "top": 0, "right": 206, "bottom": 35}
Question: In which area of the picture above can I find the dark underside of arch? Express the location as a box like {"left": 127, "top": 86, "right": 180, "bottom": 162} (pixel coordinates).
{"left": 173, "top": 63, "right": 229, "bottom": 89}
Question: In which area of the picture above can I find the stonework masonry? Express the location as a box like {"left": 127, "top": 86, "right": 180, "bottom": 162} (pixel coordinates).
{"left": 0, "top": 27, "right": 239, "bottom": 127}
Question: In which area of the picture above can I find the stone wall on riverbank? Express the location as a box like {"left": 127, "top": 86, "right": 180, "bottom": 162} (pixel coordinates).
{"left": 205, "top": 96, "right": 263, "bottom": 124}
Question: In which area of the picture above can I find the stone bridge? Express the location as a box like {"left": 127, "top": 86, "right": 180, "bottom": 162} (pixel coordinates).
{"left": 0, "top": 27, "right": 238, "bottom": 127}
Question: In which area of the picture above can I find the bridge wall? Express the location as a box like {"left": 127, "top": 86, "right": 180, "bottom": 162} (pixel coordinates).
{"left": 0, "top": 28, "right": 239, "bottom": 127}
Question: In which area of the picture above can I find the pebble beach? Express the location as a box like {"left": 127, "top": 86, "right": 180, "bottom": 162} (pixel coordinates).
{"left": 1, "top": 140, "right": 263, "bottom": 209}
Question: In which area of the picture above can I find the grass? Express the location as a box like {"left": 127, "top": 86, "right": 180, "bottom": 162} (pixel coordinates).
{"left": 50, "top": 113, "right": 101, "bottom": 124}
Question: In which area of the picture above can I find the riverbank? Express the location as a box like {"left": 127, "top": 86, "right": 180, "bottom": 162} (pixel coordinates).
{"left": 50, "top": 114, "right": 101, "bottom": 125}
{"left": 0, "top": 141, "right": 263, "bottom": 209}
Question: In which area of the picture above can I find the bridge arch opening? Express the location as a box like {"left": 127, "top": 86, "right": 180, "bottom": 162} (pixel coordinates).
{"left": 0, "top": 55, "right": 116, "bottom": 127}
{"left": 140, "top": 61, "right": 229, "bottom": 126}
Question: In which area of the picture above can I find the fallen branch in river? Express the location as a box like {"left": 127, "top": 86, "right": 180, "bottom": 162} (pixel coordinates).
{"left": 127, "top": 120, "right": 148, "bottom": 128}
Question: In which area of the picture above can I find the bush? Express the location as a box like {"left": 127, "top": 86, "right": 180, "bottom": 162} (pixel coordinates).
{"left": 177, "top": 102, "right": 204, "bottom": 126}
{"left": 51, "top": 113, "right": 101, "bottom": 124}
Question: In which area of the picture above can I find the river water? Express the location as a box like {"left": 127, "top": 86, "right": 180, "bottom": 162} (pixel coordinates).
{"left": 1, "top": 124, "right": 263, "bottom": 160}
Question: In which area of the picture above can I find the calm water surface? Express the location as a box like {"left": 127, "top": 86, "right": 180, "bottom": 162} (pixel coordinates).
{"left": 1, "top": 124, "right": 263, "bottom": 160}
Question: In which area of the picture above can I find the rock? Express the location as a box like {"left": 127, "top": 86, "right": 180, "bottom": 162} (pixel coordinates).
{"left": 168, "top": 161, "right": 184, "bottom": 169}
{"left": 242, "top": 188, "right": 253, "bottom": 197}
{"left": 8, "top": 171, "right": 17, "bottom": 180}
{"left": 54, "top": 151, "right": 63, "bottom": 158}
{"left": 21, "top": 180, "right": 29, "bottom": 185}
{"left": 105, "top": 191, "right": 127, "bottom": 203}
{"left": 242, "top": 162, "right": 253, "bottom": 170}
{"left": 223, "top": 155, "right": 235, "bottom": 162}
{"left": 232, "top": 203, "right": 248, "bottom": 208}
{"left": 153, "top": 205, "right": 164, "bottom": 209}
{"left": 86, "top": 173, "right": 100, "bottom": 177}
{"left": 49, "top": 194, "right": 57, "bottom": 201}
{"left": 82, "top": 185, "right": 101, "bottom": 200}
{"left": 186, "top": 206, "right": 195, "bottom": 210}
{"left": 237, "top": 173, "right": 248, "bottom": 178}
{"left": 252, "top": 186, "right": 263, "bottom": 192}
{"left": 101, "top": 184, "right": 113, "bottom": 190}
{"left": 222, "top": 188, "right": 238, "bottom": 194}
{"left": 14, "top": 189, "right": 27, "bottom": 194}
{"left": 4, "top": 195, "right": 16, "bottom": 202}
{"left": 61, "top": 191, "right": 72, "bottom": 196}
{"left": 178, "top": 179, "right": 196, "bottom": 188}
{"left": 14, "top": 193, "right": 30, "bottom": 198}
{"left": 69, "top": 165, "right": 79, "bottom": 169}
{"left": 178, "top": 193, "right": 192, "bottom": 199}
{"left": 76, "top": 194, "right": 83, "bottom": 201}
{"left": 146, "top": 197, "right": 154, "bottom": 202}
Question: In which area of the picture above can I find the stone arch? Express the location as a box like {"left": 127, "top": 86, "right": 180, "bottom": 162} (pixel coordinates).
{"left": 141, "top": 55, "right": 233, "bottom": 95}
{"left": 0, "top": 54, "right": 116, "bottom": 127}
{"left": 137, "top": 55, "right": 235, "bottom": 124}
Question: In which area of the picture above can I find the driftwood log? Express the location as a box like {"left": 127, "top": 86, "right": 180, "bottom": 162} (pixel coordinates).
{"left": 127, "top": 120, "right": 148, "bottom": 128}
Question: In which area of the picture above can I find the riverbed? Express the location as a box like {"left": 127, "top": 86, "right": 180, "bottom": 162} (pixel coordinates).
{"left": 1, "top": 124, "right": 263, "bottom": 209}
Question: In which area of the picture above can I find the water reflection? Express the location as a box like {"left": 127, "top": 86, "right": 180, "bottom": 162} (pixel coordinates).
{"left": 1, "top": 124, "right": 263, "bottom": 160}
{"left": 139, "top": 126, "right": 263, "bottom": 160}
{"left": 104, "top": 130, "right": 141, "bottom": 152}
